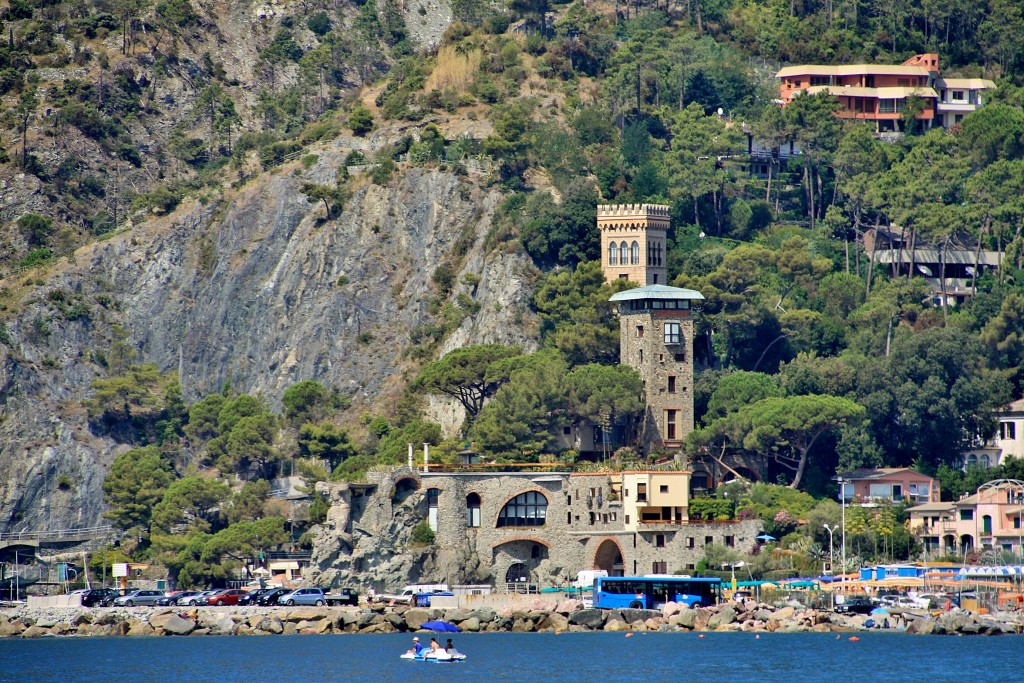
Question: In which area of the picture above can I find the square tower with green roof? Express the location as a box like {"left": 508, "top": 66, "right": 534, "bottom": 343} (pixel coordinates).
{"left": 610, "top": 285, "right": 705, "bottom": 454}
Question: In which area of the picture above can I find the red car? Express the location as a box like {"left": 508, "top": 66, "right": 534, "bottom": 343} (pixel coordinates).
{"left": 206, "top": 589, "right": 250, "bottom": 606}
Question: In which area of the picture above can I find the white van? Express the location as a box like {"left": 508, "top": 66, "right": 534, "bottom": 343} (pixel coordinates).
{"left": 572, "top": 570, "right": 608, "bottom": 589}
{"left": 403, "top": 583, "right": 449, "bottom": 594}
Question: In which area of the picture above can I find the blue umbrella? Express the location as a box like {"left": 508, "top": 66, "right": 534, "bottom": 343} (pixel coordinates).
{"left": 756, "top": 534, "right": 776, "bottom": 542}
{"left": 420, "top": 620, "right": 461, "bottom": 633}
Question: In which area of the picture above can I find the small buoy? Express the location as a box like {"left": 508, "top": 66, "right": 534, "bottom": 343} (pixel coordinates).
{"left": 835, "top": 635, "right": 841, "bottom": 640}
{"left": 849, "top": 636, "right": 860, "bottom": 642}
{"left": 755, "top": 634, "right": 760, "bottom": 639}
{"left": 625, "top": 633, "right": 633, "bottom": 638}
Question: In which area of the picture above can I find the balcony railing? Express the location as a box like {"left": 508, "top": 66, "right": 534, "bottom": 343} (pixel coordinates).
{"left": 638, "top": 518, "right": 740, "bottom": 526}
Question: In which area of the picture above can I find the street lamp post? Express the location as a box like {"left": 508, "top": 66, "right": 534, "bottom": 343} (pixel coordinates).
{"left": 823, "top": 524, "right": 838, "bottom": 609}
{"left": 837, "top": 476, "right": 847, "bottom": 600}
{"left": 1017, "top": 488, "right": 1023, "bottom": 566}
{"left": 823, "top": 524, "right": 837, "bottom": 573}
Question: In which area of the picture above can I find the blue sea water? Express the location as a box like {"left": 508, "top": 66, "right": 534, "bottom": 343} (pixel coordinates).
{"left": 2, "top": 631, "right": 1024, "bottom": 683}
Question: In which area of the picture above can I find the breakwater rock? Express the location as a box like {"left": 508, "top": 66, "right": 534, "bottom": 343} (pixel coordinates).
{"left": 1, "top": 600, "right": 1021, "bottom": 638}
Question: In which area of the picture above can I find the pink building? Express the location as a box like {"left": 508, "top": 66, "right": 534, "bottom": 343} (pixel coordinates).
{"left": 776, "top": 53, "right": 994, "bottom": 133}
{"left": 909, "top": 480, "right": 1024, "bottom": 557}
{"left": 838, "top": 468, "right": 940, "bottom": 505}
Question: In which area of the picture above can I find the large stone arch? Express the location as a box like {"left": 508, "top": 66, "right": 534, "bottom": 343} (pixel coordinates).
{"left": 592, "top": 538, "right": 625, "bottom": 576}
{"left": 491, "top": 538, "right": 551, "bottom": 588}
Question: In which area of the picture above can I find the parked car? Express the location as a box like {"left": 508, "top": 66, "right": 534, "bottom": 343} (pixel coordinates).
{"left": 277, "top": 587, "right": 328, "bottom": 606}
{"left": 207, "top": 589, "right": 249, "bottom": 606}
{"left": 328, "top": 588, "right": 359, "bottom": 606}
{"left": 181, "top": 590, "right": 218, "bottom": 606}
{"left": 81, "top": 588, "right": 120, "bottom": 607}
{"left": 257, "top": 588, "right": 291, "bottom": 606}
{"left": 113, "top": 590, "right": 166, "bottom": 607}
{"left": 100, "top": 591, "right": 124, "bottom": 607}
{"left": 154, "top": 590, "right": 194, "bottom": 607}
{"left": 892, "top": 595, "right": 920, "bottom": 609}
{"left": 911, "top": 593, "right": 944, "bottom": 609}
{"left": 834, "top": 595, "right": 874, "bottom": 614}
{"left": 197, "top": 590, "right": 227, "bottom": 606}
{"left": 238, "top": 589, "right": 271, "bottom": 606}
{"left": 878, "top": 594, "right": 901, "bottom": 608}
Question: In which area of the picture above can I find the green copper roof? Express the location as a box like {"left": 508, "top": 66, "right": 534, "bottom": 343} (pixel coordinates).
{"left": 609, "top": 284, "right": 705, "bottom": 302}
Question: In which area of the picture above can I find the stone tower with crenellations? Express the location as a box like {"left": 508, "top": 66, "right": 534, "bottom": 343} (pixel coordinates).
{"left": 597, "top": 204, "right": 669, "bottom": 286}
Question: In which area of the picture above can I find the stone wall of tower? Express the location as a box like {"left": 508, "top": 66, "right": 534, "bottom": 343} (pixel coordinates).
{"left": 598, "top": 204, "right": 669, "bottom": 286}
{"left": 618, "top": 307, "right": 696, "bottom": 452}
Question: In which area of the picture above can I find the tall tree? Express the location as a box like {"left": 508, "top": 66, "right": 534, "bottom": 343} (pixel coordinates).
{"left": 15, "top": 88, "right": 37, "bottom": 168}
{"left": 152, "top": 476, "right": 230, "bottom": 534}
{"left": 471, "top": 351, "right": 570, "bottom": 457}
{"left": 566, "top": 364, "right": 644, "bottom": 456}
{"left": 664, "top": 102, "right": 743, "bottom": 231}
{"left": 282, "top": 380, "right": 336, "bottom": 426}
{"left": 692, "top": 394, "right": 865, "bottom": 489}
{"left": 783, "top": 91, "right": 841, "bottom": 230}
{"left": 102, "top": 446, "right": 176, "bottom": 530}
{"left": 413, "top": 344, "right": 522, "bottom": 423}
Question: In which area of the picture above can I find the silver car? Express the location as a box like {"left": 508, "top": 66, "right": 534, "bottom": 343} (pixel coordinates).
{"left": 277, "top": 587, "right": 327, "bottom": 606}
{"left": 183, "top": 590, "right": 220, "bottom": 606}
{"left": 113, "top": 590, "right": 166, "bottom": 607}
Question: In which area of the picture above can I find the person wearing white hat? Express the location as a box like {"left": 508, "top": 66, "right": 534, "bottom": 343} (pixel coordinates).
{"left": 406, "top": 636, "right": 424, "bottom": 656}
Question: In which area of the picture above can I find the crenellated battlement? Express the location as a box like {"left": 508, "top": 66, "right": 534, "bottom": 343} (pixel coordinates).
{"left": 597, "top": 203, "right": 671, "bottom": 218}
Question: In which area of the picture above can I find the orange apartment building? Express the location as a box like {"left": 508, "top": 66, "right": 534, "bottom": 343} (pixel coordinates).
{"left": 777, "top": 54, "right": 994, "bottom": 132}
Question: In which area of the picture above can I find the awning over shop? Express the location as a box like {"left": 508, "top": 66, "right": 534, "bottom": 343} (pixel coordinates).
{"left": 269, "top": 561, "right": 300, "bottom": 571}
{"left": 957, "top": 566, "right": 1024, "bottom": 578}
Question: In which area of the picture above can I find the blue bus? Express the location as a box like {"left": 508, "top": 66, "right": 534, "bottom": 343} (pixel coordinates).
{"left": 593, "top": 576, "right": 723, "bottom": 610}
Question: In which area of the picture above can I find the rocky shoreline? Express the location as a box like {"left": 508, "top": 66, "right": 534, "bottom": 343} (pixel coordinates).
{"left": 2, "top": 599, "right": 1023, "bottom": 638}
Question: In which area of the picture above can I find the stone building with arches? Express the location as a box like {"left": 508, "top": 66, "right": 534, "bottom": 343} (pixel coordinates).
{"left": 309, "top": 466, "right": 761, "bottom": 591}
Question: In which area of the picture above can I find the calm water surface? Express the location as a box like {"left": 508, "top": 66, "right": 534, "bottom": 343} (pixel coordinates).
{"left": 2, "top": 631, "right": 1024, "bottom": 683}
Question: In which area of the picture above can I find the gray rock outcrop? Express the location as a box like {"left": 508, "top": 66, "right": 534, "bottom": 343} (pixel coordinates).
{"left": 1, "top": 156, "right": 538, "bottom": 533}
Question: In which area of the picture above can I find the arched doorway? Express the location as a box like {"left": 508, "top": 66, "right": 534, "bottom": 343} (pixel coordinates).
{"left": 942, "top": 534, "right": 956, "bottom": 553}
{"left": 960, "top": 534, "right": 974, "bottom": 553}
{"left": 505, "top": 562, "right": 531, "bottom": 591}
{"left": 593, "top": 539, "right": 624, "bottom": 576}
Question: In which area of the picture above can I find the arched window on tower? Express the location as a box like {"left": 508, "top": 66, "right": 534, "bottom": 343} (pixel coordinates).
{"left": 631, "top": 241, "right": 640, "bottom": 265}
{"left": 466, "top": 492, "right": 481, "bottom": 527}
{"left": 497, "top": 491, "right": 548, "bottom": 527}
{"left": 620, "top": 241, "right": 629, "bottom": 265}
{"left": 609, "top": 242, "right": 618, "bottom": 265}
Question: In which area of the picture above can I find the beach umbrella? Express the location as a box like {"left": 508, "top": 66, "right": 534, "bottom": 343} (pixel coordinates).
{"left": 756, "top": 534, "right": 776, "bottom": 542}
{"left": 420, "top": 620, "right": 461, "bottom": 633}
{"left": 870, "top": 607, "right": 889, "bottom": 616}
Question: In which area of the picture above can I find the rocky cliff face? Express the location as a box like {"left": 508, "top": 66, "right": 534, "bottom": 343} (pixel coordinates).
{"left": 0, "top": 138, "right": 539, "bottom": 532}
{"left": 309, "top": 473, "right": 490, "bottom": 590}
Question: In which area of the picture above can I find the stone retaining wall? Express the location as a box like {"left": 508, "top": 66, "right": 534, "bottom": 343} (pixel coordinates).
{"left": 2, "top": 600, "right": 1022, "bottom": 638}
